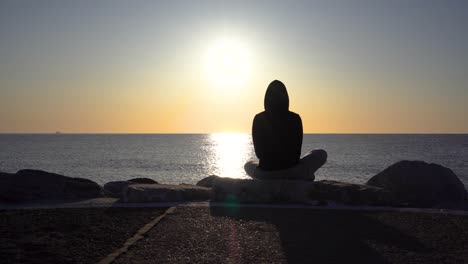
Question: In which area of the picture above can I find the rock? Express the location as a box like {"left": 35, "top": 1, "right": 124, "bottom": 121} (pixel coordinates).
{"left": 196, "top": 175, "right": 222, "bottom": 187}
{"left": 0, "top": 169, "right": 103, "bottom": 203}
{"left": 211, "top": 178, "right": 396, "bottom": 205}
{"left": 312, "top": 180, "right": 396, "bottom": 206}
{"left": 0, "top": 172, "right": 11, "bottom": 176}
{"left": 367, "top": 160, "right": 468, "bottom": 207}
{"left": 123, "top": 184, "right": 211, "bottom": 203}
{"left": 127, "top": 178, "right": 158, "bottom": 184}
{"left": 103, "top": 181, "right": 134, "bottom": 198}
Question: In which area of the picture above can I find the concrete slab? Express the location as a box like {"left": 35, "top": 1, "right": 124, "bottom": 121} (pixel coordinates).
{"left": 123, "top": 184, "right": 211, "bottom": 203}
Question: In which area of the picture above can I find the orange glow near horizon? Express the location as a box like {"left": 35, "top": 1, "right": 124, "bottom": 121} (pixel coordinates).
{"left": 0, "top": 2, "right": 467, "bottom": 134}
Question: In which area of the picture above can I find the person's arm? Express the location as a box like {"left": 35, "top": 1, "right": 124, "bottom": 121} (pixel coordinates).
{"left": 295, "top": 114, "right": 303, "bottom": 159}
{"left": 252, "top": 114, "right": 264, "bottom": 159}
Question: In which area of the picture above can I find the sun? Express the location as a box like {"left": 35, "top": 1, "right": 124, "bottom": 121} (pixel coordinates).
{"left": 204, "top": 37, "right": 252, "bottom": 90}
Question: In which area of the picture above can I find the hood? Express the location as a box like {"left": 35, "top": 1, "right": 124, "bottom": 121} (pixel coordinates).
{"left": 264, "top": 80, "right": 289, "bottom": 113}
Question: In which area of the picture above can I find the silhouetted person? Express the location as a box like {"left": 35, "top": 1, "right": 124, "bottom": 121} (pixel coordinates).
{"left": 244, "top": 80, "right": 327, "bottom": 180}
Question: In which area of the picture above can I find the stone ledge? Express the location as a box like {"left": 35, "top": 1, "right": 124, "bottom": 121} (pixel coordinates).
{"left": 211, "top": 178, "right": 396, "bottom": 206}
{"left": 122, "top": 184, "right": 211, "bottom": 203}
{"left": 311, "top": 180, "right": 396, "bottom": 206}
{"left": 211, "top": 178, "right": 314, "bottom": 203}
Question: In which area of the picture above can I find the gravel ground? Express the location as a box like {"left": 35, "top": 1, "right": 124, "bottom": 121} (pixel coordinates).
{"left": 0, "top": 207, "right": 166, "bottom": 264}
{"left": 115, "top": 206, "right": 468, "bottom": 264}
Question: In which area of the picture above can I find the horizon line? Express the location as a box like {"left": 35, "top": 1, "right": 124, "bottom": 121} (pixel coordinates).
{"left": 1, "top": 132, "right": 468, "bottom": 135}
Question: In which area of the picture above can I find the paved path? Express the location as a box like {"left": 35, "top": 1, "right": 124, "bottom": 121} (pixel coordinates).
{"left": 2, "top": 200, "right": 468, "bottom": 263}
{"left": 112, "top": 206, "right": 468, "bottom": 264}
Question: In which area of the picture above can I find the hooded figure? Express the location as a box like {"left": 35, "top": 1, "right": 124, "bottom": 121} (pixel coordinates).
{"left": 252, "top": 80, "right": 303, "bottom": 170}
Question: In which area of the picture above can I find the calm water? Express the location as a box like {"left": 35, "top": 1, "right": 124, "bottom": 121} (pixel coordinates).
{"left": 0, "top": 134, "right": 467, "bottom": 187}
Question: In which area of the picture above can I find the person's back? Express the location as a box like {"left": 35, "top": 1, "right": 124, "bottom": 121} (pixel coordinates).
{"left": 253, "top": 80, "right": 303, "bottom": 170}
{"left": 245, "top": 80, "right": 327, "bottom": 180}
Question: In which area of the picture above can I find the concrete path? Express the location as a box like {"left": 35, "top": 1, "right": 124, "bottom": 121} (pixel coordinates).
{"left": 2, "top": 199, "right": 468, "bottom": 263}
{"left": 112, "top": 205, "right": 468, "bottom": 264}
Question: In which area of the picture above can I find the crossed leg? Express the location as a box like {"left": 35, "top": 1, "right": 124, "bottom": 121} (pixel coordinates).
{"left": 244, "top": 149, "right": 327, "bottom": 181}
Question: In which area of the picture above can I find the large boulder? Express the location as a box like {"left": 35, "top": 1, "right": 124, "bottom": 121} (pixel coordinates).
{"left": 128, "top": 178, "right": 158, "bottom": 184}
{"left": 0, "top": 169, "right": 103, "bottom": 203}
{"left": 196, "top": 175, "right": 222, "bottom": 188}
{"left": 211, "top": 178, "right": 395, "bottom": 205}
{"left": 366, "top": 160, "right": 467, "bottom": 207}
{"left": 123, "top": 184, "right": 211, "bottom": 203}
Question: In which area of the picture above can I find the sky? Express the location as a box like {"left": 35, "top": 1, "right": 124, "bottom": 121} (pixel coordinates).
{"left": 0, "top": 0, "right": 467, "bottom": 133}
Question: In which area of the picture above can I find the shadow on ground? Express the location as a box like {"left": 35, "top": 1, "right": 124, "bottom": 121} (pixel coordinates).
{"left": 210, "top": 206, "right": 429, "bottom": 263}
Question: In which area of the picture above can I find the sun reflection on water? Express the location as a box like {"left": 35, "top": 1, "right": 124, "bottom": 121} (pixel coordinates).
{"left": 208, "top": 133, "right": 254, "bottom": 179}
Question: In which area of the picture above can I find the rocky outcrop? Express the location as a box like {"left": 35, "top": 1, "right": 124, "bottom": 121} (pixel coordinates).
{"left": 211, "top": 178, "right": 395, "bottom": 205}
{"left": 128, "top": 178, "right": 158, "bottom": 184}
{"left": 0, "top": 169, "right": 103, "bottom": 203}
{"left": 196, "top": 175, "right": 222, "bottom": 188}
{"left": 123, "top": 184, "right": 211, "bottom": 203}
{"left": 367, "top": 160, "right": 467, "bottom": 207}
{"left": 103, "top": 178, "right": 159, "bottom": 198}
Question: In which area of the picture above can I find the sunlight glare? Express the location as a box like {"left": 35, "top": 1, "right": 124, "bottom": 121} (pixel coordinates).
{"left": 209, "top": 133, "right": 253, "bottom": 178}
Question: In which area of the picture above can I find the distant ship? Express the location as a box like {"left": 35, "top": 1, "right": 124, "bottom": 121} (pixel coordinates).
{"left": 55, "top": 131, "right": 61, "bottom": 134}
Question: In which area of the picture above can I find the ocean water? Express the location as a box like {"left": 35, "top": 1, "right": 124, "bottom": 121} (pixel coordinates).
{"left": 0, "top": 134, "right": 467, "bottom": 187}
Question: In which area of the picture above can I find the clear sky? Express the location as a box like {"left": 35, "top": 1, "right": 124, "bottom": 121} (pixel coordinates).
{"left": 1, "top": 0, "right": 467, "bottom": 133}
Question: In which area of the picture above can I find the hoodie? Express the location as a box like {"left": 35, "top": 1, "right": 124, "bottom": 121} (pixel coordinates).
{"left": 252, "top": 80, "right": 303, "bottom": 170}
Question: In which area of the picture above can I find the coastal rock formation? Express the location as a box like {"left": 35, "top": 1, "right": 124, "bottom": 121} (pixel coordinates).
{"left": 103, "top": 178, "right": 159, "bottom": 198}
{"left": 211, "top": 178, "right": 395, "bottom": 205}
{"left": 128, "top": 178, "right": 158, "bottom": 184}
{"left": 196, "top": 175, "right": 222, "bottom": 188}
{"left": 367, "top": 160, "right": 468, "bottom": 207}
{"left": 123, "top": 184, "right": 211, "bottom": 203}
{"left": 0, "top": 169, "right": 103, "bottom": 203}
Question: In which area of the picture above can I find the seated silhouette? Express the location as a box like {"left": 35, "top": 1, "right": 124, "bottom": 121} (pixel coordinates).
{"left": 244, "top": 80, "right": 327, "bottom": 180}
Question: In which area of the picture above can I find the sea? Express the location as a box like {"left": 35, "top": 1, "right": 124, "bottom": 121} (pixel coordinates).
{"left": 0, "top": 134, "right": 467, "bottom": 187}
